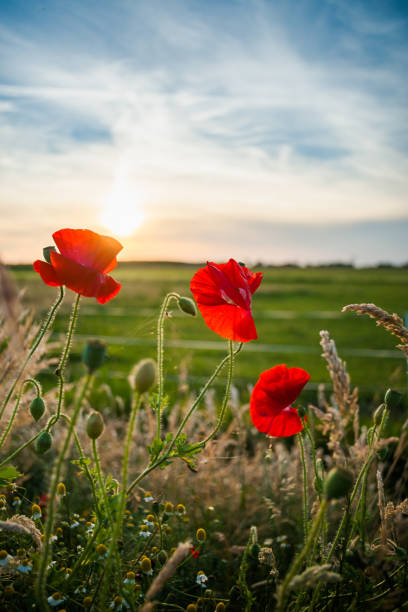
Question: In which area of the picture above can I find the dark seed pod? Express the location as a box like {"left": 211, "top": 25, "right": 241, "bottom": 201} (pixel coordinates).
{"left": 35, "top": 431, "right": 52, "bottom": 455}
{"left": 133, "top": 359, "right": 156, "bottom": 394}
{"left": 30, "top": 397, "right": 45, "bottom": 422}
{"left": 86, "top": 412, "right": 105, "bottom": 439}
{"left": 178, "top": 296, "right": 197, "bottom": 317}
{"left": 324, "top": 467, "right": 353, "bottom": 499}
{"left": 82, "top": 340, "right": 107, "bottom": 374}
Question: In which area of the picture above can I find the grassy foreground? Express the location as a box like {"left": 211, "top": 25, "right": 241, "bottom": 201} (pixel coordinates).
{"left": 10, "top": 263, "right": 408, "bottom": 406}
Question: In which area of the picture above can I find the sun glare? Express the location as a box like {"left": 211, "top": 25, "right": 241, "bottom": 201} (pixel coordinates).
{"left": 100, "top": 183, "right": 145, "bottom": 237}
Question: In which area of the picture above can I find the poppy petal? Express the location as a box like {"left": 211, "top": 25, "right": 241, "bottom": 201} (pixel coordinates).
{"left": 190, "top": 266, "right": 225, "bottom": 307}
{"left": 197, "top": 303, "right": 257, "bottom": 342}
{"left": 53, "top": 228, "right": 122, "bottom": 273}
{"left": 250, "top": 365, "right": 310, "bottom": 437}
{"left": 259, "top": 365, "right": 310, "bottom": 410}
{"left": 33, "top": 260, "right": 62, "bottom": 287}
{"left": 267, "top": 407, "right": 304, "bottom": 437}
{"left": 49, "top": 252, "right": 121, "bottom": 304}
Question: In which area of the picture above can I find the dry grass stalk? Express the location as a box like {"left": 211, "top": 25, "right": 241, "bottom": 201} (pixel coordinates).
{"left": 342, "top": 303, "right": 408, "bottom": 357}
{"left": 140, "top": 540, "right": 192, "bottom": 610}
{"left": 0, "top": 515, "right": 42, "bottom": 549}
{"left": 319, "top": 330, "right": 359, "bottom": 423}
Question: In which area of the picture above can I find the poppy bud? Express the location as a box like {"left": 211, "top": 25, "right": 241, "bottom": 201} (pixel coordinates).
{"left": 86, "top": 412, "right": 104, "bottom": 439}
{"left": 133, "top": 359, "right": 156, "bottom": 394}
{"left": 30, "top": 397, "right": 45, "bottom": 422}
{"left": 43, "top": 246, "right": 56, "bottom": 264}
{"left": 158, "top": 549, "right": 168, "bottom": 565}
{"left": 384, "top": 388, "right": 403, "bottom": 411}
{"left": 35, "top": 431, "right": 53, "bottom": 455}
{"left": 178, "top": 296, "right": 197, "bottom": 316}
{"left": 324, "top": 467, "right": 353, "bottom": 499}
{"left": 82, "top": 340, "right": 107, "bottom": 374}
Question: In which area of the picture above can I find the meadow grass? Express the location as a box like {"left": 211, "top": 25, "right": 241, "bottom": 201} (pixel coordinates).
{"left": 11, "top": 263, "right": 408, "bottom": 408}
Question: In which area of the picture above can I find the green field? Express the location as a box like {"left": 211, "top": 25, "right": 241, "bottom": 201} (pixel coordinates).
{"left": 10, "top": 263, "right": 408, "bottom": 409}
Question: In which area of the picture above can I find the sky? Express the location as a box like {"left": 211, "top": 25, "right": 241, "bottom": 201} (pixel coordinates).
{"left": 0, "top": 0, "right": 407, "bottom": 265}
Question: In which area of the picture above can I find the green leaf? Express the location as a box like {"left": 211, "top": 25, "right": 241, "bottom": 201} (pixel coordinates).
{"left": 0, "top": 464, "right": 21, "bottom": 483}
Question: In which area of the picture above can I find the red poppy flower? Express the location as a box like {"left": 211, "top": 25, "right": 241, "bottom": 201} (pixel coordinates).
{"left": 33, "top": 228, "right": 123, "bottom": 304}
{"left": 190, "top": 547, "right": 200, "bottom": 559}
{"left": 190, "top": 259, "right": 263, "bottom": 342}
{"left": 250, "top": 364, "right": 310, "bottom": 437}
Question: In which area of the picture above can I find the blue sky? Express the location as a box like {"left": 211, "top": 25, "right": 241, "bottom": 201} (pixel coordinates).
{"left": 0, "top": 0, "right": 407, "bottom": 264}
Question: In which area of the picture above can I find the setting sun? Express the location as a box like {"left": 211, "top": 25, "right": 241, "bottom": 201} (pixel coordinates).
{"left": 100, "top": 182, "right": 145, "bottom": 237}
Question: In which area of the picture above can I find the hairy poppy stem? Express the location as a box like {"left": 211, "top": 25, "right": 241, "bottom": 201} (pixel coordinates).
{"left": 92, "top": 436, "right": 125, "bottom": 607}
{"left": 193, "top": 340, "right": 237, "bottom": 447}
{"left": 0, "top": 286, "right": 64, "bottom": 422}
{"left": 297, "top": 432, "right": 309, "bottom": 542}
{"left": 102, "top": 390, "right": 142, "bottom": 594}
{"left": 0, "top": 378, "right": 41, "bottom": 451}
{"left": 326, "top": 407, "right": 388, "bottom": 563}
{"left": 48, "top": 293, "right": 81, "bottom": 428}
{"left": 156, "top": 292, "right": 180, "bottom": 440}
{"left": 35, "top": 373, "right": 92, "bottom": 608}
{"left": 276, "top": 498, "right": 327, "bottom": 612}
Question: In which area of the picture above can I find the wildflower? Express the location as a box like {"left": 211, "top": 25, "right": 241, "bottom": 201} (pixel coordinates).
{"left": 56, "top": 527, "right": 63, "bottom": 537}
{"left": 191, "top": 547, "right": 200, "bottom": 559}
{"left": 86, "top": 521, "right": 95, "bottom": 535}
{"left": 17, "top": 559, "right": 32, "bottom": 573}
{"left": 96, "top": 543, "right": 108, "bottom": 559}
{"left": 47, "top": 560, "right": 58, "bottom": 569}
{"left": 124, "top": 571, "right": 136, "bottom": 585}
{"left": 140, "top": 556, "right": 153, "bottom": 575}
{"left": 83, "top": 596, "right": 93, "bottom": 608}
{"left": 144, "top": 492, "right": 154, "bottom": 502}
{"left": 110, "top": 595, "right": 130, "bottom": 610}
{"left": 31, "top": 504, "right": 42, "bottom": 520}
{"left": 164, "top": 501, "right": 174, "bottom": 514}
{"left": 12, "top": 496, "right": 21, "bottom": 508}
{"left": 65, "top": 568, "right": 72, "bottom": 579}
{"left": 70, "top": 520, "right": 80, "bottom": 529}
{"left": 250, "top": 364, "right": 310, "bottom": 437}
{"left": 57, "top": 482, "right": 66, "bottom": 496}
{"left": 139, "top": 524, "right": 151, "bottom": 538}
{"left": 176, "top": 503, "right": 186, "bottom": 515}
{"left": 186, "top": 605, "right": 198, "bottom": 612}
{"left": 33, "top": 228, "right": 123, "bottom": 304}
{"left": 0, "top": 550, "right": 13, "bottom": 566}
{"left": 196, "top": 570, "right": 208, "bottom": 587}
{"left": 196, "top": 528, "right": 206, "bottom": 542}
{"left": 144, "top": 514, "right": 155, "bottom": 529}
{"left": 215, "top": 603, "right": 226, "bottom": 612}
{"left": 190, "top": 258, "right": 263, "bottom": 342}
{"left": 47, "top": 592, "right": 66, "bottom": 607}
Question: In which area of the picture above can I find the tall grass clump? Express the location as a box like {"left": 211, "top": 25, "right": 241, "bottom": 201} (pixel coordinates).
{"left": 0, "top": 234, "right": 407, "bottom": 611}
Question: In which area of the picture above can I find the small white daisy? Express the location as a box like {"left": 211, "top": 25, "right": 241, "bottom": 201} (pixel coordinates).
{"left": 0, "top": 551, "right": 13, "bottom": 566}
{"left": 17, "top": 561, "right": 32, "bottom": 574}
{"left": 47, "top": 593, "right": 66, "bottom": 607}
{"left": 196, "top": 571, "right": 208, "bottom": 588}
{"left": 70, "top": 521, "right": 79, "bottom": 529}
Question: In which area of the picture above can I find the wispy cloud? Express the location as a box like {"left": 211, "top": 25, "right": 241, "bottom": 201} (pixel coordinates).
{"left": 0, "top": 0, "right": 407, "bottom": 263}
